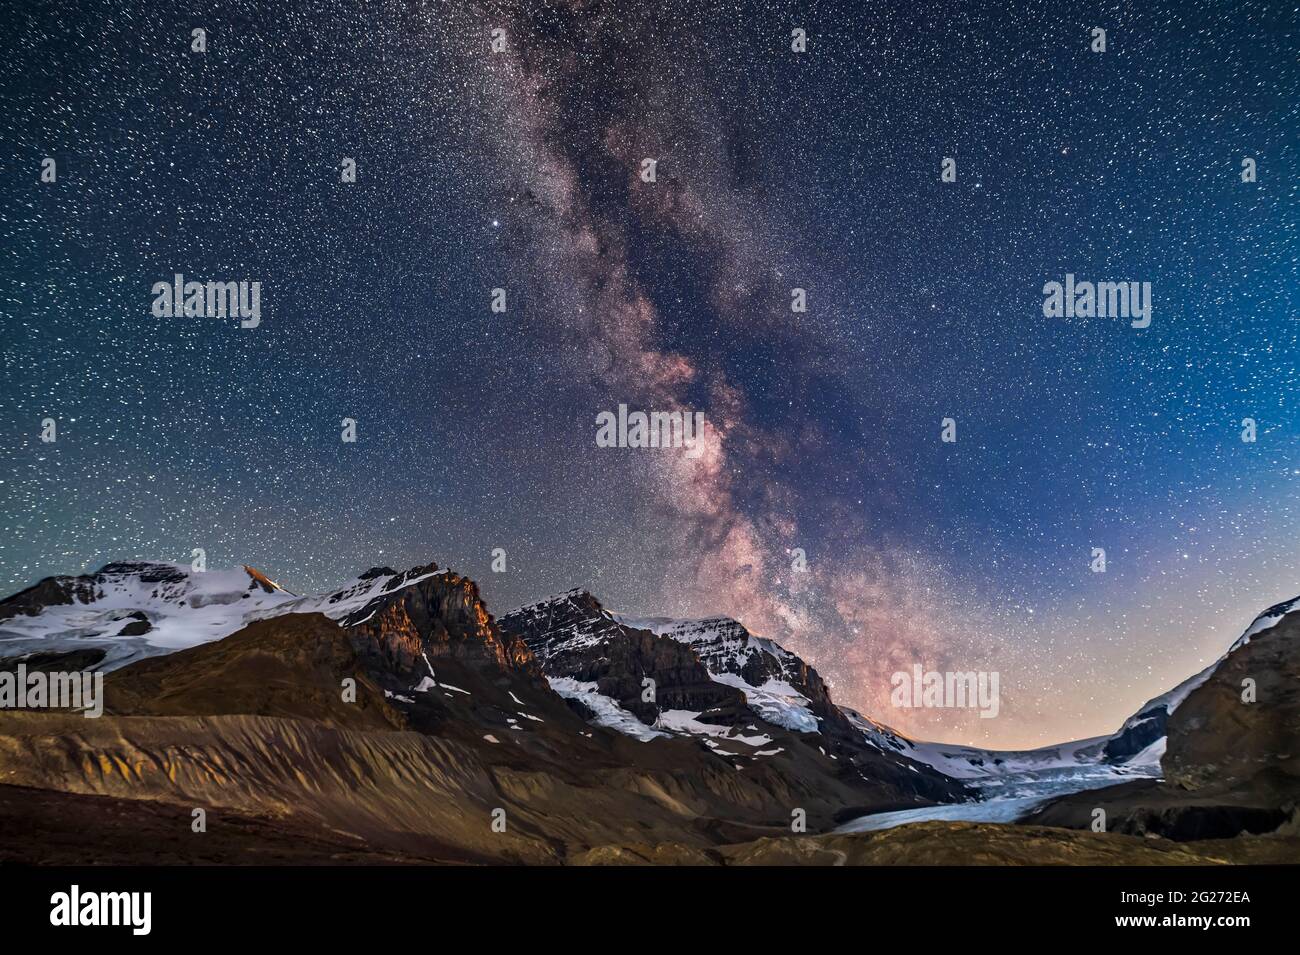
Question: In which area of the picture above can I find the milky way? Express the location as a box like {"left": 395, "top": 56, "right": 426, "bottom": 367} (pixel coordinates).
{"left": 1, "top": 0, "right": 1296, "bottom": 746}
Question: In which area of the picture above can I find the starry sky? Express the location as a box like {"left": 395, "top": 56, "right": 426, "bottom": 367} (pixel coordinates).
{"left": 1, "top": 0, "right": 1296, "bottom": 747}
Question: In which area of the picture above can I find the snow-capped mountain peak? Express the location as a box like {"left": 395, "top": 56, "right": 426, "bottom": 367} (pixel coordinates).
{"left": 0, "top": 560, "right": 450, "bottom": 671}
{"left": 1098, "top": 593, "right": 1299, "bottom": 764}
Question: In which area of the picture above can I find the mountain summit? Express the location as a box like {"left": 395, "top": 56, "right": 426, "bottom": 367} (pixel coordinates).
{"left": 498, "top": 589, "right": 969, "bottom": 804}
{"left": 0, "top": 559, "right": 981, "bottom": 862}
{"left": 1, "top": 559, "right": 1295, "bottom": 860}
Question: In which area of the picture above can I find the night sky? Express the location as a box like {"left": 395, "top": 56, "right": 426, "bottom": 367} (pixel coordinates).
{"left": 2, "top": 0, "right": 1296, "bottom": 747}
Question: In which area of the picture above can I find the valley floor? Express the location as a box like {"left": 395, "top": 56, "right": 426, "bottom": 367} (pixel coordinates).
{"left": 3, "top": 783, "right": 1296, "bottom": 867}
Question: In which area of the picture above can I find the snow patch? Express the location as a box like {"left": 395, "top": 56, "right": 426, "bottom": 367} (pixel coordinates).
{"left": 547, "top": 677, "right": 667, "bottom": 741}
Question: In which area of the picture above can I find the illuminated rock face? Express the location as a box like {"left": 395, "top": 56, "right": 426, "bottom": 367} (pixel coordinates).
{"left": 1164, "top": 603, "right": 1300, "bottom": 795}
{"left": 340, "top": 564, "right": 538, "bottom": 680}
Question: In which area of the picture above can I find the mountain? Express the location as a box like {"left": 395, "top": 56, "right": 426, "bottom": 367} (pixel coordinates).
{"left": 608, "top": 611, "right": 843, "bottom": 733}
{"left": 1163, "top": 596, "right": 1300, "bottom": 794}
{"left": 1024, "top": 596, "right": 1300, "bottom": 839}
{"left": 0, "top": 559, "right": 976, "bottom": 864}
{"left": 0, "top": 561, "right": 295, "bottom": 670}
{"left": 0, "top": 559, "right": 537, "bottom": 675}
{"left": 1100, "top": 596, "right": 1299, "bottom": 766}
{"left": 866, "top": 600, "right": 1300, "bottom": 788}
{"left": 3, "top": 558, "right": 1294, "bottom": 859}
{"left": 496, "top": 590, "right": 970, "bottom": 806}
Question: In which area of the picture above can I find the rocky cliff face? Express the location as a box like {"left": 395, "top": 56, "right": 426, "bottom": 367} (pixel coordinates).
{"left": 1163, "top": 601, "right": 1300, "bottom": 796}
{"left": 621, "top": 615, "right": 833, "bottom": 702}
{"left": 0, "top": 559, "right": 979, "bottom": 864}
{"left": 1098, "top": 596, "right": 1300, "bottom": 773}
{"left": 1026, "top": 595, "right": 1300, "bottom": 840}
{"left": 499, "top": 590, "right": 971, "bottom": 806}
{"left": 499, "top": 590, "right": 745, "bottom": 723}
{"left": 340, "top": 564, "right": 536, "bottom": 680}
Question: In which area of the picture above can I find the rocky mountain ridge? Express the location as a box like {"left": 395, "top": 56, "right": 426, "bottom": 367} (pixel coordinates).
{"left": 2, "top": 558, "right": 1296, "bottom": 856}
{"left": 0, "top": 559, "right": 980, "bottom": 862}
